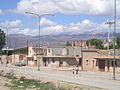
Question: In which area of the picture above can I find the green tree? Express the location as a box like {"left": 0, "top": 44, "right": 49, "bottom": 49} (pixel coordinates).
{"left": 66, "top": 41, "right": 72, "bottom": 46}
{"left": 0, "top": 29, "right": 6, "bottom": 51}
{"left": 116, "top": 37, "right": 120, "bottom": 49}
{"left": 86, "top": 38, "right": 104, "bottom": 49}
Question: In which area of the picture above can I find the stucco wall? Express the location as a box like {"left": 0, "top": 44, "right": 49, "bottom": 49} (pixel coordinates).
{"left": 82, "top": 51, "right": 98, "bottom": 71}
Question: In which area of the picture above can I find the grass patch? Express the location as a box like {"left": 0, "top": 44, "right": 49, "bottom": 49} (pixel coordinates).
{"left": 5, "top": 76, "right": 70, "bottom": 90}
{"left": 3, "top": 73, "right": 18, "bottom": 79}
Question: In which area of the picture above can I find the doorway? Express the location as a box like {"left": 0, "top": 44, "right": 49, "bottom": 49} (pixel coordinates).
{"left": 99, "top": 60, "right": 105, "bottom": 71}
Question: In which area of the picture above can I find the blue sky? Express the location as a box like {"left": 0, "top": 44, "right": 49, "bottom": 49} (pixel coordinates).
{"left": 0, "top": 0, "right": 119, "bottom": 36}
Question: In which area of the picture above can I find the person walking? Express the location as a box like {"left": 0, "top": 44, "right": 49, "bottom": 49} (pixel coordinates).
{"left": 75, "top": 65, "right": 79, "bottom": 74}
{"left": 72, "top": 68, "right": 75, "bottom": 74}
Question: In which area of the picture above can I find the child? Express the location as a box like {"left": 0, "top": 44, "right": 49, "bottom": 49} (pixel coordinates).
{"left": 72, "top": 68, "right": 75, "bottom": 74}
{"left": 75, "top": 65, "right": 79, "bottom": 74}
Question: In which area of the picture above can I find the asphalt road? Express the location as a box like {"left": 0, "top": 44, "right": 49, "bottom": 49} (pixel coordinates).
{"left": 0, "top": 65, "right": 120, "bottom": 90}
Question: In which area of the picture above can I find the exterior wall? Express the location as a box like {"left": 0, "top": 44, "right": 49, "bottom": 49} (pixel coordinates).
{"left": 96, "top": 50, "right": 120, "bottom": 73}
{"left": 28, "top": 47, "right": 35, "bottom": 56}
{"left": 28, "top": 47, "right": 44, "bottom": 56}
{"left": 1, "top": 55, "right": 6, "bottom": 65}
{"left": 47, "top": 48, "right": 52, "bottom": 56}
{"left": 46, "top": 47, "right": 81, "bottom": 57}
{"left": 72, "top": 41, "right": 95, "bottom": 49}
{"left": 52, "top": 48, "right": 62, "bottom": 56}
{"left": 27, "top": 46, "right": 82, "bottom": 67}
{"left": 11, "top": 54, "right": 26, "bottom": 64}
{"left": 74, "top": 47, "right": 81, "bottom": 57}
{"left": 28, "top": 60, "right": 37, "bottom": 66}
{"left": 1, "top": 55, "right": 23, "bottom": 65}
{"left": 72, "top": 41, "right": 87, "bottom": 47}
{"left": 43, "top": 57, "right": 78, "bottom": 67}
{"left": 82, "top": 51, "right": 98, "bottom": 71}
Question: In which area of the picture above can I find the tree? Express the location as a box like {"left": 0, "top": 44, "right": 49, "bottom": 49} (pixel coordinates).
{"left": 116, "top": 37, "right": 120, "bottom": 49}
{"left": 66, "top": 41, "right": 72, "bottom": 46}
{"left": 0, "top": 29, "right": 6, "bottom": 51}
{"left": 86, "top": 38, "right": 104, "bottom": 49}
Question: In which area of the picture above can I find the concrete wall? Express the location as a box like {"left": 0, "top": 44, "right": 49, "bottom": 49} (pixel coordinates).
{"left": 82, "top": 51, "right": 98, "bottom": 71}
{"left": 43, "top": 57, "right": 78, "bottom": 67}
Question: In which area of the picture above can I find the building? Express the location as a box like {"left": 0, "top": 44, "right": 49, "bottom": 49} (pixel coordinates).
{"left": 27, "top": 46, "right": 82, "bottom": 68}
{"left": 95, "top": 50, "right": 120, "bottom": 73}
{"left": 1, "top": 45, "right": 119, "bottom": 73}
{"left": 82, "top": 49, "right": 98, "bottom": 71}
{"left": 1, "top": 54, "right": 26, "bottom": 65}
{"left": 26, "top": 46, "right": 120, "bottom": 73}
{"left": 72, "top": 40, "right": 95, "bottom": 49}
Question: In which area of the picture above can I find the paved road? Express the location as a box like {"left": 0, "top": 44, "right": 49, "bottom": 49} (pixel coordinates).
{"left": 0, "top": 65, "right": 120, "bottom": 90}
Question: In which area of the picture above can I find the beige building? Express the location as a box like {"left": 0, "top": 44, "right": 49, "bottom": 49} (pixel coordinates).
{"left": 27, "top": 46, "right": 82, "bottom": 67}
{"left": 81, "top": 49, "right": 120, "bottom": 73}
{"left": 82, "top": 49, "right": 98, "bottom": 71}
{"left": 26, "top": 46, "right": 120, "bottom": 73}
{"left": 1, "top": 46, "right": 119, "bottom": 73}
{"left": 95, "top": 50, "right": 120, "bottom": 73}
{"left": 1, "top": 54, "right": 26, "bottom": 66}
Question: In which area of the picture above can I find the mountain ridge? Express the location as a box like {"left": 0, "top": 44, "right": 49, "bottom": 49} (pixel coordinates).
{"left": 6, "top": 32, "right": 120, "bottom": 48}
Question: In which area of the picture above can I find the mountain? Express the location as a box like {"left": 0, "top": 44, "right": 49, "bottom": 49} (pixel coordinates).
{"left": 6, "top": 31, "right": 120, "bottom": 48}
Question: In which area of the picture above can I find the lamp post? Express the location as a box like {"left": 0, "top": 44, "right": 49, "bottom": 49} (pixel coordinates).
{"left": 25, "top": 12, "right": 54, "bottom": 71}
{"left": 105, "top": 21, "right": 114, "bottom": 50}
{"left": 113, "top": 0, "right": 116, "bottom": 80}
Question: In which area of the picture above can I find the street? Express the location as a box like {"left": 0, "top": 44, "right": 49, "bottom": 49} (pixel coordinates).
{"left": 0, "top": 65, "right": 120, "bottom": 90}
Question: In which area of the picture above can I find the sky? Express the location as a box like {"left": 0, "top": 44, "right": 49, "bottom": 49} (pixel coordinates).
{"left": 0, "top": 0, "right": 120, "bottom": 36}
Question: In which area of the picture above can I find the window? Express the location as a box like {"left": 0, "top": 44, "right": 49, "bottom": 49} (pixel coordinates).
{"left": 67, "top": 49, "right": 69, "bottom": 55}
{"left": 48, "top": 49, "right": 50, "bottom": 53}
{"left": 86, "top": 60, "right": 88, "bottom": 65}
{"left": 52, "top": 59, "right": 55, "bottom": 63}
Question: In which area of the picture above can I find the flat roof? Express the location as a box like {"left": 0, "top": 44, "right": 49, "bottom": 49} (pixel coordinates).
{"left": 43, "top": 56, "right": 80, "bottom": 58}
{"left": 94, "top": 56, "right": 120, "bottom": 60}
{"left": 82, "top": 49, "right": 98, "bottom": 52}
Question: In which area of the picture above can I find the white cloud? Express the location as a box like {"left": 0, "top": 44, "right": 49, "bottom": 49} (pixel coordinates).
{"left": 82, "top": 19, "right": 91, "bottom": 24}
{"left": 1, "top": 19, "right": 120, "bottom": 36}
{"left": 13, "top": 0, "right": 120, "bottom": 16}
{"left": 40, "top": 18, "right": 57, "bottom": 26}
{"left": 0, "top": 20, "right": 21, "bottom": 34}
{"left": 0, "top": 9, "right": 4, "bottom": 15}
{"left": 0, "top": 20, "right": 21, "bottom": 28}
{"left": 41, "top": 25, "right": 64, "bottom": 35}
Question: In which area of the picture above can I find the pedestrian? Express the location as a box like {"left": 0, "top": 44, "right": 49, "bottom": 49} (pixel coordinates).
{"left": 75, "top": 65, "right": 79, "bottom": 74}
{"left": 72, "top": 68, "right": 75, "bottom": 74}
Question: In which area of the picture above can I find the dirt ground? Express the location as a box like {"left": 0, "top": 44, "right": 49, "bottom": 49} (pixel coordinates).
{"left": 0, "top": 72, "right": 105, "bottom": 90}
{"left": 0, "top": 76, "right": 10, "bottom": 90}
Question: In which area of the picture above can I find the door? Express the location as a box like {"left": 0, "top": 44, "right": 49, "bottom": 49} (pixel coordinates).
{"left": 59, "top": 59, "right": 63, "bottom": 67}
{"left": 99, "top": 60, "right": 105, "bottom": 71}
{"left": 79, "top": 58, "right": 82, "bottom": 66}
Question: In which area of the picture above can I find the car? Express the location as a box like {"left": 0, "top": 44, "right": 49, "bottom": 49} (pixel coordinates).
{"left": 15, "top": 62, "right": 26, "bottom": 66}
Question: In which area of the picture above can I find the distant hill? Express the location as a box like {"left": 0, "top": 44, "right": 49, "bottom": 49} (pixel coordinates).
{"left": 6, "top": 31, "right": 120, "bottom": 48}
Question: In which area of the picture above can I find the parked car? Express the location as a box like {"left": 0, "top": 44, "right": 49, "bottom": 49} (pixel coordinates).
{"left": 15, "top": 62, "right": 26, "bottom": 66}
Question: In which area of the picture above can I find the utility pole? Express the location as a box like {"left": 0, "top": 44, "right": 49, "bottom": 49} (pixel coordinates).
{"left": 105, "top": 21, "right": 114, "bottom": 50}
{"left": 81, "top": 40, "right": 83, "bottom": 71}
{"left": 26, "top": 40, "right": 29, "bottom": 66}
{"left": 25, "top": 12, "right": 54, "bottom": 71}
{"left": 113, "top": 0, "right": 116, "bottom": 80}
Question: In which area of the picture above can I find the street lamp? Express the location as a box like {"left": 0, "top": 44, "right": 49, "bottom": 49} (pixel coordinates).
{"left": 105, "top": 21, "right": 114, "bottom": 50}
{"left": 25, "top": 12, "right": 54, "bottom": 71}
{"left": 113, "top": 0, "right": 116, "bottom": 80}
